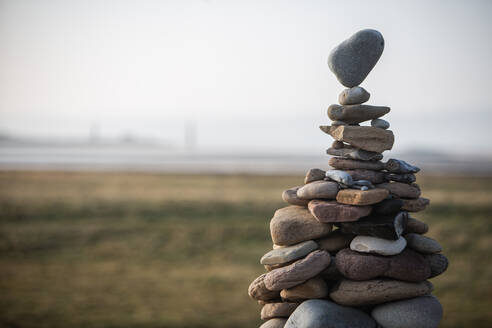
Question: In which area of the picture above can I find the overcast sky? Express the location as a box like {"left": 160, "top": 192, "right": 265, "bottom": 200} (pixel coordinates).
{"left": 1, "top": 0, "right": 491, "bottom": 154}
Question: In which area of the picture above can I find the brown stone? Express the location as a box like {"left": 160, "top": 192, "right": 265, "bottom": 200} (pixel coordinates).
{"left": 282, "top": 187, "right": 309, "bottom": 206}
{"left": 308, "top": 200, "right": 371, "bottom": 223}
{"left": 270, "top": 206, "right": 333, "bottom": 246}
{"left": 332, "top": 140, "right": 345, "bottom": 149}
{"left": 264, "top": 250, "right": 331, "bottom": 291}
{"left": 280, "top": 277, "right": 328, "bottom": 301}
{"left": 248, "top": 273, "right": 281, "bottom": 301}
{"left": 336, "top": 188, "right": 389, "bottom": 206}
{"left": 329, "top": 157, "right": 385, "bottom": 171}
{"left": 329, "top": 279, "right": 433, "bottom": 306}
{"left": 304, "top": 168, "right": 326, "bottom": 184}
{"left": 265, "top": 260, "right": 296, "bottom": 272}
{"left": 327, "top": 104, "right": 390, "bottom": 124}
{"left": 424, "top": 253, "right": 449, "bottom": 278}
{"left": 321, "top": 125, "right": 394, "bottom": 153}
{"left": 321, "top": 256, "right": 342, "bottom": 280}
{"left": 316, "top": 229, "right": 355, "bottom": 252}
{"left": 405, "top": 217, "right": 429, "bottom": 234}
{"left": 261, "top": 302, "right": 299, "bottom": 320}
{"left": 402, "top": 197, "right": 430, "bottom": 212}
{"left": 376, "top": 182, "right": 421, "bottom": 199}
{"left": 345, "top": 169, "right": 387, "bottom": 184}
{"left": 297, "top": 180, "right": 339, "bottom": 200}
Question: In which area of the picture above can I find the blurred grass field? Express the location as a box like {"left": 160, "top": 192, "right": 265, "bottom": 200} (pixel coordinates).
{"left": 0, "top": 171, "right": 491, "bottom": 328}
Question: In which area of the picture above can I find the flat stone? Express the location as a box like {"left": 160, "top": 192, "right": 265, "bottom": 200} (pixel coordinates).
{"left": 336, "top": 188, "right": 389, "bottom": 206}
{"left": 424, "top": 253, "right": 449, "bottom": 278}
{"left": 261, "top": 240, "right": 318, "bottom": 265}
{"left": 330, "top": 279, "right": 433, "bottom": 306}
{"left": 260, "top": 318, "right": 288, "bottom": 328}
{"left": 270, "top": 206, "right": 333, "bottom": 246}
{"left": 371, "top": 118, "right": 390, "bottom": 129}
{"left": 373, "top": 198, "right": 404, "bottom": 215}
{"left": 248, "top": 273, "right": 281, "bottom": 301}
{"left": 405, "top": 216, "right": 429, "bottom": 234}
{"left": 316, "top": 229, "right": 355, "bottom": 252}
{"left": 328, "top": 29, "right": 385, "bottom": 87}
{"left": 280, "top": 277, "right": 328, "bottom": 301}
{"left": 297, "top": 180, "right": 339, "bottom": 200}
{"left": 282, "top": 187, "right": 309, "bottom": 206}
{"left": 321, "top": 125, "right": 394, "bottom": 153}
{"left": 329, "top": 157, "right": 385, "bottom": 171}
{"left": 338, "top": 86, "right": 370, "bottom": 105}
{"left": 264, "top": 260, "right": 296, "bottom": 272}
{"left": 402, "top": 197, "right": 430, "bottom": 212}
{"left": 386, "top": 173, "right": 416, "bottom": 183}
{"left": 326, "top": 147, "right": 383, "bottom": 161}
{"left": 264, "top": 250, "right": 331, "bottom": 291}
{"left": 309, "top": 200, "right": 371, "bottom": 223}
{"left": 304, "top": 168, "right": 326, "bottom": 184}
{"left": 336, "top": 248, "right": 430, "bottom": 282}
{"left": 345, "top": 169, "right": 386, "bottom": 184}
{"left": 261, "top": 302, "right": 299, "bottom": 320}
{"left": 405, "top": 233, "right": 442, "bottom": 254}
{"left": 285, "top": 299, "right": 377, "bottom": 328}
{"left": 328, "top": 104, "right": 390, "bottom": 124}
{"left": 376, "top": 182, "right": 421, "bottom": 199}
{"left": 385, "top": 159, "right": 420, "bottom": 174}
{"left": 340, "top": 212, "right": 408, "bottom": 240}
{"left": 350, "top": 235, "right": 407, "bottom": 256}
{"left": 325, "top": 169, "right": 353, "bottom": 185}
{"left": 371, "top": 295, "right": 443, "bottom": 328}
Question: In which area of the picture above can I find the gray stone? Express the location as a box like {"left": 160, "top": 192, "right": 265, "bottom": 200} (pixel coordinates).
{"left": 376, "top": 182, "right": 421, "bottom": 199}
{"left": 260, "top": 240, "right": 318, "bottom": 265}
{"left": 264, "top": 250, "right": 331, "bottom": 291}
{"left": 340, "top": 212, "right": 408, "bottom": 240}
{"left": 371, "top": 296, "right": 443, "bottom": 328}
{"left": 373, "top": 198, "right": 404, "bottom": 215}
{"left": 385, "top": 159, "right": 420, "bottom": 174}
{"left": 386, "top": 173, "right": 416, "bottom": 183}
{"left": 350, "top": 235, "right": 407, "bottom": 256}
{"left": 424, "top": 253, "right": 449, "bottom": 278}
{"left": 330, "top": 279, "right": 433, "bottom": 306}
{"left": 325, "top": 169, "right": 354, "bottom": 186}
{"left": 321, "top": 125, "right": 394, "bottom": 153}
{"left": 260, "top": 318, "right": 287, "bottom": 328}
{"left": 328, "top": 29, "right": 385, "bottom": 87}
{"left": 304, "top": 168, "right": 326, "bottom": 184}
{"left": 339, "top": 86, "right": 370, "bottom": 105}
{"left": 326, "top": 147, "right": 383, "bottom": 161}
{"left": 328, "top": 104, "right": 390, "bottom": 124}
{"left": 270, "top": 206, "right": 333, "bottom": 246}
{"left": 297, "top": 180, "right": 339, "bottom": 200}
{"left": 405, "top": 233, "right": 442, "bottom": 254}
{"left": 371, "top": 118, "right": 390, "bottom": 129}
{"left": 405, "top": 216, "right": 429, "bottom": 234}
{"left": 282, "top": 187, "right": 309, "bottom": 206}
{"left": 329, "top": 157, "right": 385, "bottom": 171}
{"left": 285, "top": 299, "right": 377, "bottom": 328}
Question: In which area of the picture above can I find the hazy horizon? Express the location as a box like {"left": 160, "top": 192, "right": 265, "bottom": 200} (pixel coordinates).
{"left": 1, "top": 0, "right": 492, "bottom": 155}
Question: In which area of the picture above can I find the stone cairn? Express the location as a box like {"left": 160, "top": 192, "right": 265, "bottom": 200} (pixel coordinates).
{"left": 248, "top": 29, "right": 448, "bottom": 328}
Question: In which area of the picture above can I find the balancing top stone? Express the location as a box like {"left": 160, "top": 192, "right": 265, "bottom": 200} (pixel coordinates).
{"left": 328, "top": 29, "right": 384, "bottom": 87}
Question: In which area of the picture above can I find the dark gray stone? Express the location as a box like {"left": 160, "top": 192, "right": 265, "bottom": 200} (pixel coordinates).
{"left": 424, "top": 253, "right": 449, "bottom": 278}
{"left": 328, "top": 29, "right": 385, "bottom": 87}
{"left": 338, "top": 86, "right": 370, "bottom": 105}
{"left": 371, "top": 296, "right": 443, "bottom": 328}
{"left": 340, "top": 212, "right": 408, "bottom": 240}
{"left": 386, "top": 173, "right": 416, "bottom": 183}
{"left": 373, "top": 198, "right": 404, "bottom": 215}
{"left": 371, "top": 118, "right": 390, "bottom": 129}
{"left": 385, "top": 159, "right": 420, "bottom": 174}
{"left": 326, "top": 147, "right": 383, "bottom": 161}
{"left": 285, "top": 299, "right": 377, "bottom": 328}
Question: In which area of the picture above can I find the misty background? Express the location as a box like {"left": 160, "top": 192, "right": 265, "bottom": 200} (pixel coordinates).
{"left": 1, "top": 0, "right": 492, "bottom": 173}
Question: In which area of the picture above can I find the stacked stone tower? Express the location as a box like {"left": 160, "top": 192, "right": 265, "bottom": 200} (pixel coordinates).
{"left": 248, "top": 29, "right": 448, "bottom": 328}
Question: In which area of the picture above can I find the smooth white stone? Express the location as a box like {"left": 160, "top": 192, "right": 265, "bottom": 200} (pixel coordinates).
{"left": 350, "top": 235, "right": 407, "bottom": 256}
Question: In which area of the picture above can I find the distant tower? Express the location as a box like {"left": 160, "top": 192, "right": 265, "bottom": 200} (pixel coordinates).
{"left": 184, "top": 120, "right": 197, "bottom": 152}
{"left": 90, "top": 122, "right": 100, "bottom": 143}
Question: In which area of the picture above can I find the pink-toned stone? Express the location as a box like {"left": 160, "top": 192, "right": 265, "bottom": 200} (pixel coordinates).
{"left": 282, "top": 187, "right": 309, "bottom": 206}
{"left": 336, "top": 188, "right": 389, "bottom": 206}
{"left": 308, "top": 200, "right": 371, "bottom": 223}
{"left": 264, "top": 250, "right": 331, "bottom": 291}
{"left": 248, "top": 273, "right": 281, "bottom": 301}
